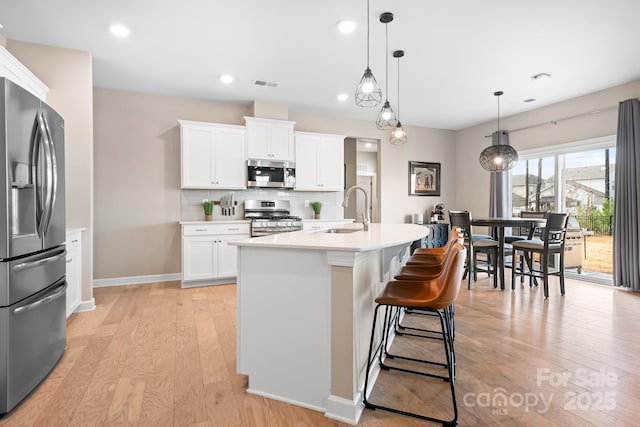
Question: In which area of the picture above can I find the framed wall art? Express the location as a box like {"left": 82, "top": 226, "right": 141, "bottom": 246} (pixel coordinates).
{"left": 409, "top": 161, "right": 441, "bottom": 196}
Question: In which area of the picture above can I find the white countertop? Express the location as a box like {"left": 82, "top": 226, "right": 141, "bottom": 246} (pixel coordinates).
{"left": 231, "top": 223, "right": 429, "bottom": 252}
{"left": 302, "top": 218, "right": 355, "bottom": 223}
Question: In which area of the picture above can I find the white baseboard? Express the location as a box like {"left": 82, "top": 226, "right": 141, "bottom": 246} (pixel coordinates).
{"left": 325, "top": 394, "right": 364, "bottom": 425}
{"left": 93, "top": 273, "right": 182, "bottom": 288}
{"left": 75, "top": 298, "right": 96, "bottom": 313}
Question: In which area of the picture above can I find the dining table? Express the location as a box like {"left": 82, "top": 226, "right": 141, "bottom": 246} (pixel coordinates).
{"left": 471, "top": 217, "right": 547, "bottom": 290}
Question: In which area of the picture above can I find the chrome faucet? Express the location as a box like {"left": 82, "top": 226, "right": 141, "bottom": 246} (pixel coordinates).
{"left": 342, "top": 185, "right": 369, "bottom": 231}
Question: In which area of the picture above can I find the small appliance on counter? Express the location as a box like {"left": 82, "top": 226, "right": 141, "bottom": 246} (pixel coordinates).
{"left": 431, "top": 203, "right": 445, "bottom": 223}
{"left": 244, "top": 200, "right": 302, "bottom": 237}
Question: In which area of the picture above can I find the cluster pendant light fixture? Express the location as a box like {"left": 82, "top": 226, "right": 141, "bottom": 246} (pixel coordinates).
{"left": 479, "top": 91, "right": 519, "bottom": 171}
{"left": 354, "top": 0, "right": 382, "bottom": 107}
{"left": 375, "top": 12, "right": 398, "bottom": 130}
{"left": 389, "top": 50, "right": 407, "bottom": 145}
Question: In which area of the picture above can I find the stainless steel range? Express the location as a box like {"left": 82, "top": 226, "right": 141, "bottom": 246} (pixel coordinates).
{"left": 244, "top": 200, "right": 303, "bottom": 237}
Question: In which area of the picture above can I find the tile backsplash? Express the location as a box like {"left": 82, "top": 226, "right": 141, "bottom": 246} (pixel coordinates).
{"left": 181, "top": 189, "right": 345, "bottom": 221}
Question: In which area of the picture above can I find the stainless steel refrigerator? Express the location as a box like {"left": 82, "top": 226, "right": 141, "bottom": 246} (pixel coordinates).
{"left": 0, "top": 77, "right": 66, "bottom": 415}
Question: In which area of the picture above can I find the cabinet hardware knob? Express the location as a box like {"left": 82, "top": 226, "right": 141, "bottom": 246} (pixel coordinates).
{"left": 66, "top": 258, "right": 73, "bottom": 263}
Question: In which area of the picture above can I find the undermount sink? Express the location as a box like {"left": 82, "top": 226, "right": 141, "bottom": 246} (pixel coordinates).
{"left": 322, "top": 228, "right": 360, "bottom": 234}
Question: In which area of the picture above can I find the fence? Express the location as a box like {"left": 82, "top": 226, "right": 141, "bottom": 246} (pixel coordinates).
{"left": 575, "top": 215, "right": 614, "bottom": 235}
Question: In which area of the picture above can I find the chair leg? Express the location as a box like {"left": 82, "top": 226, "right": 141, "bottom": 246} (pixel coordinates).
{"left": 559, "top": 252, "right": 566, "bottom": 295}
{"left": 363, "top": 305, "right": 459, "bottom": 427}
{"left": 493, "top": 250, "right": 499, "bottom": 290}
{"left": 472, "top": 251, "right": 478, "bottom": 281}
{"left": 543, "top": 254, "right": 550, "bottom": 299}
{"left": 511, "top": 249, "right": 518, "bottom": 290}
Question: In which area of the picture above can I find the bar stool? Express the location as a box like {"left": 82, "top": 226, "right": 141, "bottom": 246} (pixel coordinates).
{"left": 363, "top": 243, "right": 466, "bottom": 426}
{"left": 395, "top": 241, "right": 463, "bottom": 341}
{"left": 449, "top": 210, "right": 498, "bottom": 289}
{"left": 511, "top": 212, "right": 569, "bottom": 298}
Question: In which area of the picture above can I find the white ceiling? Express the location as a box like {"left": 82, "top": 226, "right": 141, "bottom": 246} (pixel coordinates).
{"left": 2, "top": 0, "right": 640, "bottom": 130}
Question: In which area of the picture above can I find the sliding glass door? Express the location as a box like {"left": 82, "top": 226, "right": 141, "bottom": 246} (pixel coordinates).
{"left": 510, "top": 139, "right": 615, "bottom": 282}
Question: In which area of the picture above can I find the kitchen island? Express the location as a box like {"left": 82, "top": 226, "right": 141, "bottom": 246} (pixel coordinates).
{"left": 231, "top": 223, "right": 429, "bottom": 424}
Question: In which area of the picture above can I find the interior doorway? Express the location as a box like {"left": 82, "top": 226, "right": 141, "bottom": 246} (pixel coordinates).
{"left": 343, "top": 137, "right": 380, "bottom": 223}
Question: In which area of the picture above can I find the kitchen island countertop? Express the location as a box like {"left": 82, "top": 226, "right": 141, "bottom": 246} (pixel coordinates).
{"left": 231, "top": 223, "right": 428, "bottom": 252}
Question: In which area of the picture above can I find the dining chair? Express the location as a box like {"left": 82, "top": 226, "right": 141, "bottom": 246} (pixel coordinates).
{"left": 504, "top": 211, "right": 548, "bottom": 284}
{"left": 511, "top": 212, "right": 569, "bottom": 298}
{"left": 505, "top": 211, "right": 548, "bottom": 244}
{"left": 449, "top": 210, "right": 498, "bottom": 289}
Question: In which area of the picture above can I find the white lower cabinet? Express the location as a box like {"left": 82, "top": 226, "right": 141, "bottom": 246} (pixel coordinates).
{"left": 181, "top": 223, "right": 250, "bottom": 287}
{"left": 65, "top": 230, "right": 82, "bottom": 318}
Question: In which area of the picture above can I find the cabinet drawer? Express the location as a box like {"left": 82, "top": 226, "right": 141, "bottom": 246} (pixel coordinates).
{"left": 183, "top": 223, "right": 250, "bottom": 236}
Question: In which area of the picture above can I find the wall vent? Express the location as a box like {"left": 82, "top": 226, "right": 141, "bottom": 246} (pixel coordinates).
{"left": 252, "top": 80, "right": 278, "bottom": 88}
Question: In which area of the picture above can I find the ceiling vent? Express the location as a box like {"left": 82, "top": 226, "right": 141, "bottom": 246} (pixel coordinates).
{"left": 531, "top": 72, "right": 551, "bottom": 80}
{"left": 252, "top": 80, "right": 278, "bottom": 88}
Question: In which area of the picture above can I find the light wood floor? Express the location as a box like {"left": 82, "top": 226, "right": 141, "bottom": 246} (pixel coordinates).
{"left": 1, "top": 276, "right": 638, "bottom": 427}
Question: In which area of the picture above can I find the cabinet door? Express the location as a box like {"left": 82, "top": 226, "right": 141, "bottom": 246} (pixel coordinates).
{"left": 294, "top": 134, "right": 319, "bottom": 190}
{"left": 182, "top": 126, "right": 214, "bottom": 187}
{"left": 317, "top": 136, "right": 344, "bottom": 190}
{"left": 269, "top": 122, "right": 294, "bottom": 161}
{"left": 246, "top": 121, "right": 270, "bottom": 159}
{"left": 65, "top": 232, "right": 82, "bottom": 318}
{"left": 217, "top": 235, "right": 245, "bottom": 278}
{"left": 214, "top": 127, "right": 247, "bottom": 189}
{"left": 183, "top": 236, "right": 216, "bottom": 281}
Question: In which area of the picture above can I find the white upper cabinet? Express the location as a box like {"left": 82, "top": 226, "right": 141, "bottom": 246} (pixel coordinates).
{"left": 0, "top": 46, "right": 49, "bottom": 101}
{"left": 294, "top": 132, "right": 345, "bottom": 191}
{"left": 179, "top": 120, "right": 246, "bottom": 189}
{"left": 244, "top": 117, "right": 295, "bottom": 161}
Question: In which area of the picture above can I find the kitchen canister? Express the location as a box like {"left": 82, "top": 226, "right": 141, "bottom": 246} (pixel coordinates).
{"left": 413, "top": 213, "right": 424, "bottom": 224}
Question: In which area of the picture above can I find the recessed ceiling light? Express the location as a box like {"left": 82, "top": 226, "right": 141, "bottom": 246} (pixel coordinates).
{"left": 337, "top": 93, "right": 348, "bottom": 102}
{"left": 109, "top": 23, "right": 131, "bottom": 38}
{"left": 220, "top": 74, "right": 235, "bottom": 84}
{"left": 337, "top": 20, "right": 356, "bottom": 34}
{"left": 0, "top": 24, "right": 4, "bottom": 29}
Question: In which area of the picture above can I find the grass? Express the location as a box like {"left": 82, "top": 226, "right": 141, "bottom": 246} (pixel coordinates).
{"left": 582, "top": 235, "right": 613, "bottom": 274}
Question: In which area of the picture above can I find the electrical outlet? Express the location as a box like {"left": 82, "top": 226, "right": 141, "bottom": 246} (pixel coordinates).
{"left": 304, "top": 200, "right": 309, "bottom": 207}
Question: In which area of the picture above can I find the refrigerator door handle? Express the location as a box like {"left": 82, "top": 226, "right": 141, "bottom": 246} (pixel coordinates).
{"left": 12, "top": 248, "right": 67, "bottom": 272}
{"left": 40, "top": 113, "right": 58, "bottom": 235}
{"left": 12, "top": 281, "right": 67, "bottom": 316}
{"left": 35, "top": 112, "right": 54, "bottom": 237}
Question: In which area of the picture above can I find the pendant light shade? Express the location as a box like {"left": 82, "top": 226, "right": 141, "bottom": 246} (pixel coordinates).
{"left": 389, "top": 50, "right": 407, "bottom": 145}
{"left": 355, "top": 0, "right": 382, "bottom": 107}
{"left": 376, "top": 12, "right": 398, "bottom": 130}
{"left": 479, "top": 91, "right": 518, "bottom": 171}
{"left": 390, "top": 122, "right": 407, "bottom": 145}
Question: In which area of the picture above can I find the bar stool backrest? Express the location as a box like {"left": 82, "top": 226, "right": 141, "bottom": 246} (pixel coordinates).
{"left": 519, "top": 211, "right": 548, "bottom": 239}
{"left": 431, "top": 243, "right": 467, "bottom": 309}
{"left": 448, "top": 211, "right": 472, "bottom": 242}
{"left": 542, "top": 212, "right": 569, "bottom": 250}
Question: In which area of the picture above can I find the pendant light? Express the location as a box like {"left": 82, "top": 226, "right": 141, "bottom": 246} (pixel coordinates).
{"left": 479, "top": 91, "right": 519, "bottom": 171}
{"left": 390, "top": 50, "right": 407, "bottom": 145}
{"left": 354, "top": 0, "right": 382, "bottom": 107}
{"left": 375, "top": 12, "right": 398, "bottom": 130}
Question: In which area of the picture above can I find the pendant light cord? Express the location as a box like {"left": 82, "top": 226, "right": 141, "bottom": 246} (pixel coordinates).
{"left": 384, "top": 23, "right": 388, "bottom": 97}
{"left": 397, "top": 55, "right": 401, "bottom": 119}
{"left": 366, "top": 0, "right": 370, "bottom": 67}
{"left": 497, "top": 94, "right": 500, "bottom": 132}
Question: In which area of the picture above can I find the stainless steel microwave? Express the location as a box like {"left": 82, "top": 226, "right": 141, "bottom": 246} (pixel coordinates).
{"left": 247, "top": 159, "right": 296, "bottom": 189}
